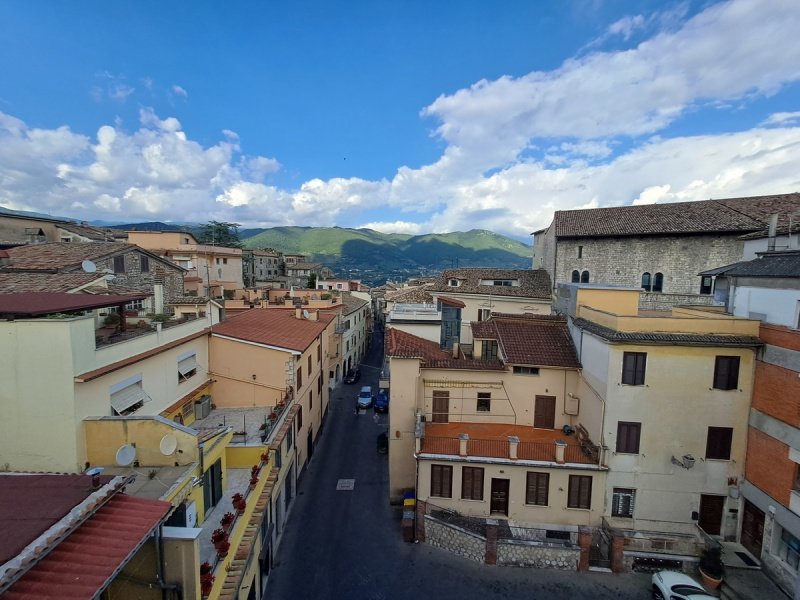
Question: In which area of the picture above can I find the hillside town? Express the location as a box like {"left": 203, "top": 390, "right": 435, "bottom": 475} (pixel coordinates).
{"left": 0, "top": 192, "right": 799, "bottom": 598}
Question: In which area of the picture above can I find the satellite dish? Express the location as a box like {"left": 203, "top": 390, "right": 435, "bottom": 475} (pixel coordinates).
{"left": 81, "top": 260, "right": 97, "bottom": 273}
{"left": 159, "top": 434, "right": 178, "bottom": 456}
{"left": 302, "top": 309, "right": 310, "bottom": 319}
{"left": 115, "top": 444, "right": 136, "bottom": 466}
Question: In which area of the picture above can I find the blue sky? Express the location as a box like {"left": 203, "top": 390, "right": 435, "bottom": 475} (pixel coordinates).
{"left": 1, "top": 0, "right": 800, "bottom": 241}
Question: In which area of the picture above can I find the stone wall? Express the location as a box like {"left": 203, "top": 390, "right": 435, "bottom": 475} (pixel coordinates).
{"left": 554, "top": 234, "right": 744, "bottom": 295}
{"left": 639, "top": 292, "right": 716, "bottom": 311}
{"left": 93, "top": 250, "right": 185, "bottom": 308}
{"left": 497, "top": 539, "right": 579, "bottom": 569}
{"left": 424, "top": 516, "right": 485, "bottom": 564}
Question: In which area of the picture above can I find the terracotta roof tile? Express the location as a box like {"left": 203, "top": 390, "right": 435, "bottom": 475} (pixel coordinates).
{"left": 429, "top": 269, "right": 551, "bottom": 299}
{"left": 472, "top": 314, "right": 581, "bottom": 368}
{"left": 4, "top": 494, "right": 171, "bottom": 600}
{"left": 0, "top": 292, "right": 149, "bottom": 316}
{"left": 573, "top": 317, "right": 763, "bottom": 347}
{"left": 385, "top": 285, "right": 434, "bottom": 304}
{"left": 552, "top": 193, "right": 800, "bottom": 238}
{"left": 385, "top": 328, "right": 505, "bottom": 370}
{"left": 212, "top": 309, "right": 335, "bottom": 352}
{"left": 0, "top": 273, "right": 105, "bottom": 293}
{"left": 2, "top": 242, "right": 182, "bottom": 273}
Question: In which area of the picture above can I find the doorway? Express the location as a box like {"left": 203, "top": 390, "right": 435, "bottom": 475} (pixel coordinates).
{"left": 490, "top": 478, "right": 510, "bottom": 515}
{"left": 432, "top": 391, "right": 449, "bottom": 423}
{"left": 741, "top": 500, "right": 765, "bottom": 559}
{"left": 699, "top": 494, "right": 725, "bottom": 536}
{"left": 534, "top": 395, "right": 556, "bottom": 429}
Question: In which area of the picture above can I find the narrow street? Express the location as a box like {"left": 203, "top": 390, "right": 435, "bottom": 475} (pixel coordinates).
{"left": 265, "top": 326, "right": 650, "bottom": 600}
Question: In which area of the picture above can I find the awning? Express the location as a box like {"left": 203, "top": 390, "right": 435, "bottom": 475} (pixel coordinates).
{"left": 111, "top": 384, "right": 147, "bottom": 415}
{"left": 178, "top": 354, "right": 197, "bottom": 377}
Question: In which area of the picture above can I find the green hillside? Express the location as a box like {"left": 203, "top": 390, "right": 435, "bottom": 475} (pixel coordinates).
{"left": 241, "top": 226, "right": 531, "bottom": 284}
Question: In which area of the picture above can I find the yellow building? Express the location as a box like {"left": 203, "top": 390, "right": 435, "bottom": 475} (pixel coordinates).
{"left": 560, "top": 284, "right": 761, "bottom": 568}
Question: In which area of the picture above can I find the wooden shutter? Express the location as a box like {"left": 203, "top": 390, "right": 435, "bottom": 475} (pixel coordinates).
{"left": 568, "top": 475, "right": 592, "bottom": 509}
{"left": 706, "top": 427, "right": 733, "bottom": 460}
{"left": 526, "top": 472, "right": 549, "bottom": 506}
{"left": 431, "top": 464, "right": 452, "bottom": 498}
{"left": 622, "top": 352, "right": 646, "bottom": 385}
{"left": 534, "top": 396, "right": 556, "bottom": 429}
{"left": 713, "top": 356, "right": 740, "bottom": 390}
{"left": 612, "top": 488, "right": 635, "bottom": 517}
{"left": 616, "top": 422, "right": 641, "bottom": 454}
{"left": 462, "top": 467, "right": 484, "bottom": 500}
{"left": 432, "top": 391, "right": 449, "bottom": 423}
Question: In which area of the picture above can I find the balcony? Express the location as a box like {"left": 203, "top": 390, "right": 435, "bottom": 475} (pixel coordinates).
{"left": 419, "top": 423, "right": 602, "bottom": 466}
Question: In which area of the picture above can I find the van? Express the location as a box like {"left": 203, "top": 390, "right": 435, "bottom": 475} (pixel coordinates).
{"left": 357, "top": 385, "right": 373, "bottom": 409}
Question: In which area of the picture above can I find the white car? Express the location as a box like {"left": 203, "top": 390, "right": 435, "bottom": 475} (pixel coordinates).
{"left": 651, "top": 571, "right": 715, "bottom": 600}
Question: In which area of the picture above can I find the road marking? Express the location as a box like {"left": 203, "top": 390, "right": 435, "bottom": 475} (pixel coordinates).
{"left": 336, "top": 479, "right": 355, "bottom": 491}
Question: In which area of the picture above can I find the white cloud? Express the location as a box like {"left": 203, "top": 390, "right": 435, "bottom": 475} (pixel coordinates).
{"left": 607, "top": 14, "right": 646, "bottom": 40}
{"left": 358, "top": 221, "right": 422, "bottom": 235}
{"left": 761, "top": 111, "right": 800, "bottom": 126}
{"left": 171, "top": 84, "right": 188, "bottom": 98}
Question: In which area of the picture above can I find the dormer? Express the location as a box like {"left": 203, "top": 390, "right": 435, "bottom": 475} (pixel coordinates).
{"left": 448, "top": 278, "right": 461, "bottom": 287}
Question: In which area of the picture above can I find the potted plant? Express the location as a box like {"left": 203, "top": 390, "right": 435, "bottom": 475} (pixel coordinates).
{"left": 215, "top": 538, "right": 231, "bottom": 558}
{"left": 220, "top": 511, "right": 235, "bottom": 529}
{"left": 211, "top": 528, "right": 227, "bottom": 547}
{"left": 260, "top": 451, "right": 269, "bottom": 463}
{"left": 200, "top": 562, "right": 215, "bottom": 597}
{"left": 698, "top": 545, "right": 724, "bottom": 589}
{"left": 232, "top": 492, "right": 246, "bottom": 513}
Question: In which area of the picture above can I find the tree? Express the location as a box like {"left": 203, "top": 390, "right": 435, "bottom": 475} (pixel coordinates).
{"left": 307, "top": 273, "right": 317, "bottom": 289}
{"left": 196, "top": 221, "right": 243, "bottom": 248}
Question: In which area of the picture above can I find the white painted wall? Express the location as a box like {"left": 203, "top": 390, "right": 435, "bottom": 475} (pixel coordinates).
{"left": 731, "top": 285, "right": 800, "bottom": 328}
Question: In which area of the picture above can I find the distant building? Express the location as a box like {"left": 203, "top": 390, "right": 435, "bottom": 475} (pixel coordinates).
{"left": 243, "top": 248, "right": 283, "bottom": 286}
{"left": 285, "top": 261, "right": 334, "bottom": 288}
{"left": 533, "top": 192, "right": 800, "bottom": 310}
{"left": 0, "top": 211, "right": 124, "bottom": 246}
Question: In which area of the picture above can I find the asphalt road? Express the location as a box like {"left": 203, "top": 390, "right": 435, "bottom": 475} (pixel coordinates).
{"left": 265, "top": 326, "right": 651, "bottom": 600}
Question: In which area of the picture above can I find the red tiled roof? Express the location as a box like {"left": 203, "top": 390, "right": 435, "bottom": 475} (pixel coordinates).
{"left": 2, "top": 242, "right": 182, "bottom": 272}
{"left": 0, "top": 292, "right": 150, "bottom": 316}
{"left": 212, "top": 309, "right": 336, "bottom": 352}
{"left": 0, "top": 273, "right": 105, "bottom": 293}
{"left": 385, "top": 328, "right": 505, "bottom": 370}
{"left": 430, "top": 269, "right": 551, "bottom": 299}
{"left": 552, "top": 193, "right": 800, "bottom": 238}
{"left": 4, "top": 494, "right": 171, "bottom": 600}
{"left": 472, "top": 314, "right": 581, "bottom": 368}
{"left": 437, "top": 295, "right": 466, "bottom": 308}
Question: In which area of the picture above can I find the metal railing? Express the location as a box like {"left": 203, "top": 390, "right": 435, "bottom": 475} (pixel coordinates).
{"left": 421, "top": 436, "right": 600, "bottom": 465}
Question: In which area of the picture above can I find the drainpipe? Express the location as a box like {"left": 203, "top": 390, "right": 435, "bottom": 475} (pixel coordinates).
{"left": 153, "top": 526, "right": 183, "bottom": 599}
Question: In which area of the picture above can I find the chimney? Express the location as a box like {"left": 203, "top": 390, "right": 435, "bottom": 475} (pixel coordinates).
{"left": 555, "top": 439, "right": 567, "bottom": 464}
{"left": 768, "top": 213, "right": 779, "bottom": 251}
{"left": 295, "top": 308, "right": 302, "bottom": 319}
{"left": 508, "top": 436, "right": 519, "bottom": 460}
{"left": 452, "top": 342, "right": 460, "bottom": 359}
{"left": 459, "top": 433, "right": 469, "bottom": 457}
{"left": 308, "top": 310, "right": 318, "bottom": 321}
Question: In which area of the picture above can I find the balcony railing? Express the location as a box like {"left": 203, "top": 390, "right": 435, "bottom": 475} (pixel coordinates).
{"left": 420, "top": 435, "right": 600, "bottom": 465}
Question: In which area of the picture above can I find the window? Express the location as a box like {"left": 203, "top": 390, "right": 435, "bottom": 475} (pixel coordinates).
{"left": 110, "top": 376, "right": 147, "bottom": 415}
{"left": 61, "top": 237, "right": 71, "bottom": 242}
{"left": 577, "top": 246, "right": 583, "bottom": 258}
{"left": 513, "top": 366, "right": 540, "bottom": 376}
{"left": 700, "top": 276, "right": 713, "bottom": 295}
{"left": 526, "top": 472, "right": 549, "bottom": 506}
{"left": 779, "top": 528, "right": 800, "bottom": 571}
{"left": 571, "top": 270, "right": 580, "bottom": 283}
{"left": 177, "top": 352, "right": 197, "bottom": 382}
{"left": 431, "top": 464, "right": 453, "bottom": 498}
{"left": 580, "top": 270, "right": 589, "bottom": 283}
{"left": 612, "top": 488, "right": 636, "bottom": 518}
{"left": 567, "top": 475, "right": 592, "bottom": 509}
{"left": 461, "top": 467, "right": 484, "bottom": 500}
{"left": 317, "top": 343, "right": 322, "bottom": 363}
{"left": 706, "top": 427, "right": 733, "bottom": 460}
{"left": 223, "top": 258, "right": 228, "bottom": 264}
{"left": 616, "top": 422, "right": 641, "bottom": 454}
{"left": 308, "top": 354, "right": 312, "bottom": 373}
{"left": 653, "top": 272, "right": 663, "bottom": 292}
{"left": 481, "top": 340, "right": 498, "bottom": 361}
{"left": 297, "top": 406, "right": 302, "bottom": 428}
{"left": 126, "top": 299, "right": 144, "bottom": 311}
{"left": 621, "top": 352, "right": 646, "bottom": 385}
{"left": 641, "top": 272, "right": 651, "bottom": 291}
{"left": 140, "top": 255, "right": 150, "bottom": 273}
{"left": 477, "top": 393, "right": 491, "bottom": 412}
{"left": 297, "top": 366, "right": 303, "bottom": 389}
{"left": 287, "top": 425, "right": 293, "bottom": 450}
{"left": 713, "top": 356, "right": 740, "bottom": 390}
{"left": 113, "top": 255, "right": 126, "bottom": 274}
{"left": 492, "top": 280, "right": 513, "bottom": 286}
{"left": 448, "top": 278, "right": 460, "bottom": 287}
{"left": 478, "top": 308, "right": 491, "bottom": 321}
{"left": 309, "top": 389, "right": 313, "bottom": 409}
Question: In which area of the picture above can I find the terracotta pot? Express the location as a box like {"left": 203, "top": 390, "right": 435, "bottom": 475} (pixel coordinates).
{"left": 699, "top": 568, "right": 722, "bottom": 590}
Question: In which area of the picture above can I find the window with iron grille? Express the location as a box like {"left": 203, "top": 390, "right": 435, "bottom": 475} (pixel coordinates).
{"left": 706, "top": 426, "right": 733, "bottom": 460}
{"left": 612, "top": 488, "right": 635, "bottom": 517}
{"left": 621, "top": 352, "right": 646, "bottom": 385}
{"left": 476, "top": 392, "right": 491, "bottom": 412}
{"left": 713, "top": 356, "right": 740, "bottom": 390}
{"left": 430, "top": 464, "right": 452, "bottom": 498}
{"left": 461, "top": 467, "right": 484, "bottom": 500}
{"left": 616, "top": 421, "right": 641, "bottom": 454}
{"left": 525, "top": 472, "right": 549, "bottom": 506}
{"left": 567, "top": 475, "right": 592, "bottom": 509}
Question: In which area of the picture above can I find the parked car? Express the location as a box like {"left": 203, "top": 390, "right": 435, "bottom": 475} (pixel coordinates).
{"left": 344, "top": 368, "right": 361, "bottom": 384}
{"left": 357, "top": 385, "right": 373, "bottom": 409}
{"left": 374, "top": 389, "right": 389, "bottom": 413}
{"left": 651, "top": 571, "right": 715, "bottom": 600}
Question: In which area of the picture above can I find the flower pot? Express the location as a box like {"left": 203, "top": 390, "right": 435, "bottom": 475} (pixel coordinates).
{"left": 699, "top": 568, "right": 723, "bottom": 590}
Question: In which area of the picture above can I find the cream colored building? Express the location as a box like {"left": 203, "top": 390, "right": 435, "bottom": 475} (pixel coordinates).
{"left": 560, "top": 284, "right": 761, "bottom": 562}
{"left": 0, "top": 293, "right": 220, "bottom": 473}
{"left": 128, "top": 230, "right": 244, "bottom": 296}
{"left": 385, "top": 315, "right": 607, "bottom": 533}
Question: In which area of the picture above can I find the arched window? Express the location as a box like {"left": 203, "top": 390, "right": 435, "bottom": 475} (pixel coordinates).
{"left": 571, "top": 270, "right": 580, "bottom": 283}
{"left": 641, "top": 272, "right": 651, "bottom": 291}
{"left": 580, "top": 270, "right": 590, "bottom": 283}
{"left": 653, "top": 272, "right": 663, "bottom": 292}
